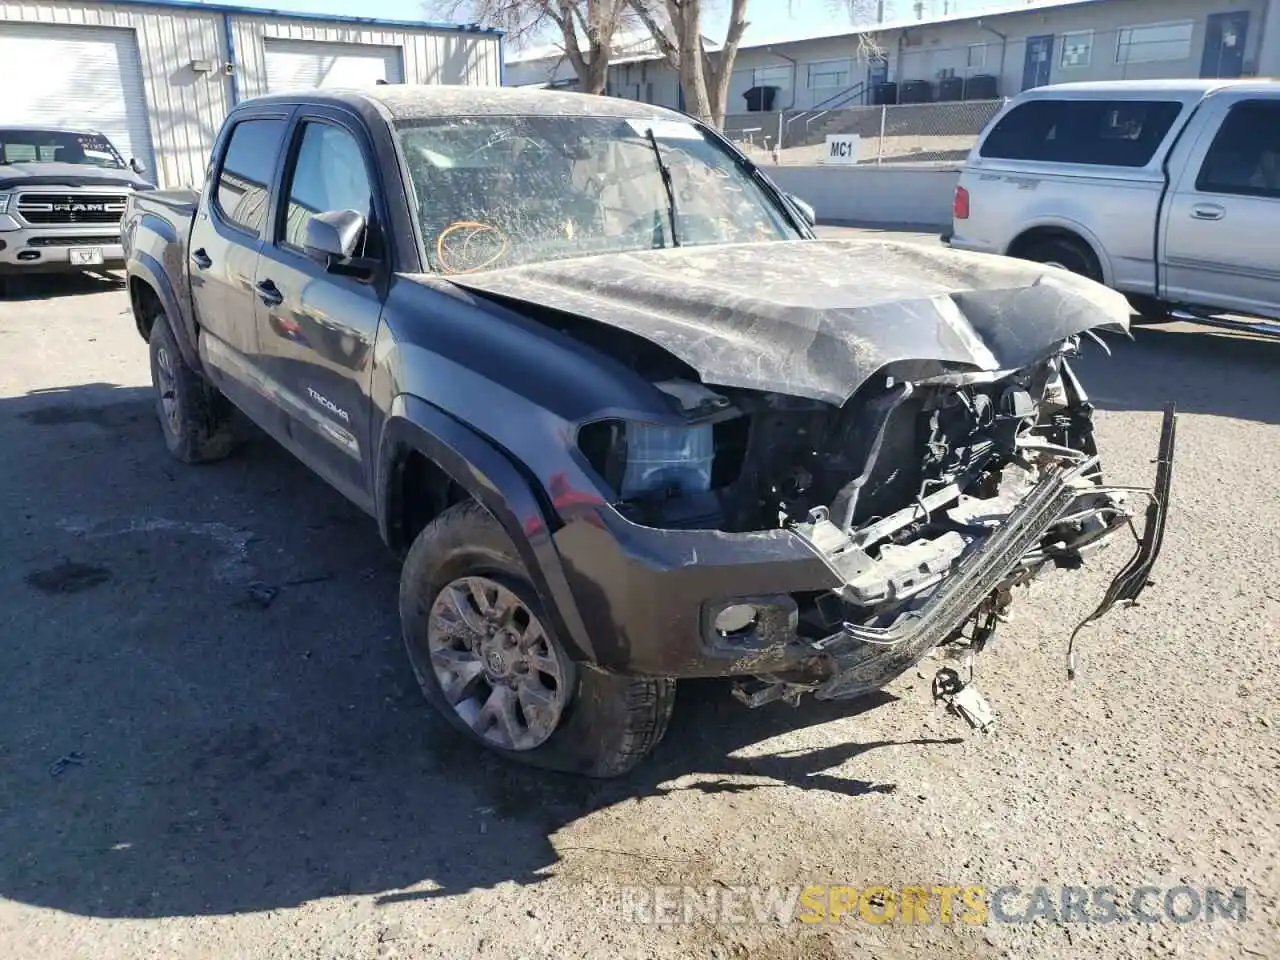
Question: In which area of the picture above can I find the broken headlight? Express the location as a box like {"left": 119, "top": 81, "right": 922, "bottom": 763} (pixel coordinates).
{"left": 578, "top": 419, "right": 714, "bottom": 499}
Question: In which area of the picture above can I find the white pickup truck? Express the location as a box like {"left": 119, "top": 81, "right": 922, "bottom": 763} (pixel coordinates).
{"left": 948, "top": 79, "right": 1280, "bottom": 337}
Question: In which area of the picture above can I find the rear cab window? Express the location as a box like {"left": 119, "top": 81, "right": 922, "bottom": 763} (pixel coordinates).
{"left": 214, "top": 118, "right": 289, "bottom": 235}
{"left": 979, "top": 98, "right": 1183, "bottom": 167}
{"left": 1195, "top": 99, "right": 1280, "bottom": 199}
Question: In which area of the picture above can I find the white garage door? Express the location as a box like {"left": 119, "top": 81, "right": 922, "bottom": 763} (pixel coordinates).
{"left": 0, "top": 22, "right": 155, "bottom": 176}
{"left": 264, "top": 39, "right": 404, "bottom": 92}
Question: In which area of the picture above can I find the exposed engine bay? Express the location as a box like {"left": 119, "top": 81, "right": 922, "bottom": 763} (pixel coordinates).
{"left": 450, "top": 238, "right": 1177, "bottom": 716}
{"left": 576, "top": 339, "right": 1174, "bottom": 711}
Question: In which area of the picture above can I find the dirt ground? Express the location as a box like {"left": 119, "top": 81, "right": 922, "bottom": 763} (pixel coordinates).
{"left": 0, "top": 245, "right": 1276, "bottom": 959}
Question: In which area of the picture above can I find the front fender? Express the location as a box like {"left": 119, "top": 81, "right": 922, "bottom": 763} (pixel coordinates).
{"left": 377, "top": 394, "right": 596, "bottom": 664}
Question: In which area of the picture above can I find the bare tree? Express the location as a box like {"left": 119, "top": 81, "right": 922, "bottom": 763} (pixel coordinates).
{"left": 627, "top": 0, "right": 744, "bottom": 129}
{"left": 425, "top": 0, "right": 629, "bottom": 94}
{"left": 629, "top": 0, "right": 881, "bottom": 130}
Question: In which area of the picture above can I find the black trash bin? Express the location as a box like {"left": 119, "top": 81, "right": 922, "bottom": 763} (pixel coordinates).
{"left": 872, "top": 81, "right": 898, "bottom": 105}
{"left": 965, "top": 74, "right": 999, "bottom": 99}
{"left": 900, "top": 79, "right": 933, "bottom": 103}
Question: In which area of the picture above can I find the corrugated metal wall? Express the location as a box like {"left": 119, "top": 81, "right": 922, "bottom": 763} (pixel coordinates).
{"left": 0, "top": 2, "right": 501, "bottom": 188}
{"left": 230, "top": 15, "right": 501, "bottom": 99}
{"left": 0, "top": 1, "right": 229, "bottom": 189}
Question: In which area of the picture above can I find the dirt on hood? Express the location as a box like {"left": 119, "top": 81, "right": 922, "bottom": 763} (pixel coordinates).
{"left": 449, "top": 238, "right": 1133, "bottom": 405}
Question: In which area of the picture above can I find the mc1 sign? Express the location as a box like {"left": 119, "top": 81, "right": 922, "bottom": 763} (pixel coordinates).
{"left": 824, "top": 134, "right": 861, "bottom": 165}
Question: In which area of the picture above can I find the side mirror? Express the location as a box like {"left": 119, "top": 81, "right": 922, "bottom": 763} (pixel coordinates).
{"left": 304, "top": 209, "right": 366, "bottom": 262}
{"left": 784, "top": 193, "right": 816, "bottom": 227}
{"left": 128, "top": 158, "right": 146, "bottom": 176}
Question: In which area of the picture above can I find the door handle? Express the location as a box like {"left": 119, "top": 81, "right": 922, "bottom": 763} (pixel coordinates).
{"left": 1191, "top": 204, "right": 1225, "bottom": 221}
{"left": 255, "top": 279, "right": 284, "bottom": 307}
{"left": 191, "top": 248, "right": 212, "bottom": 269}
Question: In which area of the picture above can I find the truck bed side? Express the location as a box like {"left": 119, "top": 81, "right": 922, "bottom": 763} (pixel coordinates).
{"left": 122, "top": 188, "right": 200, "bottom": 362}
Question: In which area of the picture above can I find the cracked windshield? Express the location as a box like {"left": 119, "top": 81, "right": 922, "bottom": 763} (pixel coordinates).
{"left": 397, "top": 115, "right": 801, "bottom": 274}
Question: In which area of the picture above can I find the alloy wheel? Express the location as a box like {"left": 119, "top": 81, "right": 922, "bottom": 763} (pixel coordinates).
{"left": 154, "top": 344, "right": 181, "bottom": 437}
{"left": 426, "top": 575, "right": 569, "bottom": 751}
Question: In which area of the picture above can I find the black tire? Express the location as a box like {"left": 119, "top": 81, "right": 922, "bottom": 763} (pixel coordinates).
{"left": 1125, "top": 293, "right": 1174, "bottom": 326}
{"left": 400, "top": 499, "right": 675, "bottom": 777}
{"left": 1020, "top": 235, "right": 1103, "bottom": 283}
{"left": 147, "top": 312, "right": 236, "bottom": 463}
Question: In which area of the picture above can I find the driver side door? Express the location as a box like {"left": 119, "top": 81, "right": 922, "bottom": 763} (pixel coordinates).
{"left": 252, "top": 108, "right": 387, "bottom": 512}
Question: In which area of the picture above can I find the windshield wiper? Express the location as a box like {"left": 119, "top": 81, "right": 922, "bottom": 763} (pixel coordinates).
{"left": 645, "top": 127, "right": 680, "bottom": 247}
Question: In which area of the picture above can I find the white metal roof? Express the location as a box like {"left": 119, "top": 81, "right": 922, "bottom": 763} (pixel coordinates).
{"left": 505, "top": 0, "right": 1162, "bottom": 67}
{"left": 740, "top": 0, "right": 1106, "bottom": 49}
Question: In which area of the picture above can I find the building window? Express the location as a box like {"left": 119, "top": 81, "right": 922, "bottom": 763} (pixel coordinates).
{"left": 753, "top": 64, "right": 793, "bottom": 91}
{"left": 1061, "top": 30, "right": 1093, "bottom": 68}
{"left": 807, "top": 58, "right": 851, "bottom": 89}
{"left": 1116, "top": 21, "right": 1194, "bottom": 64}
{"left": 967, "top": 43, "right": 987, "bottom": 68}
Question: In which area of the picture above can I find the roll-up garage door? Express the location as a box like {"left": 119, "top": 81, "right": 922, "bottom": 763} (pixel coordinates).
{"left": 264, "top": 39, "right": 404, "bottom": 92}
{"left": 0, "top": 22, "right": 155, "bottom": 176}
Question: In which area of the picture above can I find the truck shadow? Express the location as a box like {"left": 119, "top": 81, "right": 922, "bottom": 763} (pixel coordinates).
{"left": 1076, "top": 322, "right": 1280, "bottom": 426}
{"left": 0, "top": 271, "right": 125, "bottom": 301}
{"left": 0, "top": 381, "right": 961, "bottom": 920}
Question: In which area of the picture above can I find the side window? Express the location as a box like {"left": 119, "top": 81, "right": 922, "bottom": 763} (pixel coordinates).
{"left": 1196, "top": 100, "right": 1280, "bottom": 199}
{"left": 215, "top": 118, "right": 288, "bottom": 236}
{"left": 280, "top": 121, "right": 377, "bottom": 257}
{"left": 980, "top": 99, "right": 1182, "bottom": 167}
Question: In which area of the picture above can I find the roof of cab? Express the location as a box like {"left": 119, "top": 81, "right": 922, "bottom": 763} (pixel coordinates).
{"left": 1016, "top": 78, "right": 1279, "bottom": 99}
{"left": 240, "top": 84, "right": 692, "bottom": 122}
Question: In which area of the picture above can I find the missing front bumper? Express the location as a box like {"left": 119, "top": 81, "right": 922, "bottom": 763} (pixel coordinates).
{"left": 801, "top": 403, "right": 1177, "bottom": 702}
{"left": 811, "top": 461, "right": 1084, "bottom": 701}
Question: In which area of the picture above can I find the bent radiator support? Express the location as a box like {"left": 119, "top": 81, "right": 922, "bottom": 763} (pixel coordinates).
{"left": 814, "top": 461, "right": 1083, "bottom": 700}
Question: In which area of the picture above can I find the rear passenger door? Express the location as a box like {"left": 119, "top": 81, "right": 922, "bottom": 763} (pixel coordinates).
{"left": 252, "top": 107, "right": 387, "bottom": 511}
{"left": 1162, "top": 97, "right": 1280, "bottom": 319}
{"left": 188, "top": 110, "right": 291, "bottom": 416}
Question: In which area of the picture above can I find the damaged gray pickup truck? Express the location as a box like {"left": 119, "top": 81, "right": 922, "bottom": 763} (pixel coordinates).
{"left": 122, "top": 86, "right": 1176, "bottom": 776}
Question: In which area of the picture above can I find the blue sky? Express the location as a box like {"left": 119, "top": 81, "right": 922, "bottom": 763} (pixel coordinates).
{"left": 196, "top": 0, "right": 975, "bottom": 47}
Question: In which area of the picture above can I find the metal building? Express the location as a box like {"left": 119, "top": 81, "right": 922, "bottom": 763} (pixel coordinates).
{"left": 0, "top": 0, "right": 503, "bottom": 188}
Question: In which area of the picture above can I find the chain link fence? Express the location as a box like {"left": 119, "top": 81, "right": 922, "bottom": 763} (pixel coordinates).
{"left": 730, "top": 99, "right": 1007, "bottom": 166}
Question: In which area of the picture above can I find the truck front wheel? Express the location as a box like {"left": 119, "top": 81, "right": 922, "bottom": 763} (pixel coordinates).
{"left": 399, "top": 500, "right": 675, "bottom": 777}
{"left": 147, "top": 313, "right": 236, "bottom": 463}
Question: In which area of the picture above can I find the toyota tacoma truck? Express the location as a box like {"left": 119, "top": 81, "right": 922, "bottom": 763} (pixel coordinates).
{"left": 0, "top": 126, "right": 153, "bottom": 289}
{"left": 122, "top": 86, "right": 1176, "bottom": 777}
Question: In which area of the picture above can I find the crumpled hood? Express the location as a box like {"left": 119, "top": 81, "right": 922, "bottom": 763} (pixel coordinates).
{"left": 0, "top": 162, "right": 149, "bottom": 190}
{"left": 449, "top": 239, "right": 1132, "bottom": 405}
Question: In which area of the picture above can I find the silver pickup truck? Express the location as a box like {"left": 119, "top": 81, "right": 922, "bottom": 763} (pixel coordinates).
{"left": 0, "top": 126, "right": 153, "bottom": 290}
{"left": 949, "top": 80, "right": 1280, "bottom": 338}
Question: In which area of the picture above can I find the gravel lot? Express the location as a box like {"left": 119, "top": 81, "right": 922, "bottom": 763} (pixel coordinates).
{"left": 1, "top": 240, "right": 1277, "bottom": 959}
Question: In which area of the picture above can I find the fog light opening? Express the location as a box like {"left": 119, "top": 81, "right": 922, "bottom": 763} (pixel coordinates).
{"left": 714, "top": 603, "right": 759, "bottom": 638}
